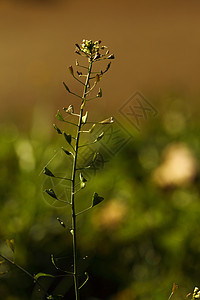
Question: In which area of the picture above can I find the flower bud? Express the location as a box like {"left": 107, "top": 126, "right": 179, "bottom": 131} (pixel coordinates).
{"left": 57, "top": 217, "right": 66, "bottom": 228}
{"left": 75, "top": 43, "right": 81, "bottom": 50}
{"left": 97, "top": 88, "right": 102, "bottom": 98}
{"left": 94, "top": 52, "right": 101, "bottom": 60}
{"left": 95, "top": 74, "right": 100, "bottom": 83}
{"left": 107, "top": 54, "right": 115, "bottom": 59}
{"left": 99, "top": 117, "right": 114, "bottom": 124}
{"left": 69, "top": 65, "right": 74, "bottom": 75}
{"left": 63, "top": 104, "right": 74, "bottom": 114}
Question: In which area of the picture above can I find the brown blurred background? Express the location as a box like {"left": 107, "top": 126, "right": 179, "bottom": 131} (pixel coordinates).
{"left": 1, "top": 1, "right": 200, "bottom": 299}
{"left": 1, "top": 0, "right": 200, "bottom": 129}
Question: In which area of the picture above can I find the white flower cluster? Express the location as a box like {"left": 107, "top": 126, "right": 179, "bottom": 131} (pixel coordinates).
{"left": 80, "top": 39, "right": 100, "bottom": 54}
{"left": 193, "top": 287, "right": 200, "bottom": 299}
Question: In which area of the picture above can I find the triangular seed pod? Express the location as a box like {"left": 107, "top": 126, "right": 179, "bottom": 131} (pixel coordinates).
{"left": 96, "top": 132, "right": 104, "bottom": 142}
{"left": 63, "top": 82, "right": 71, "bottom": 93}
{"left": 61, "top": 147, "right": 72, "bottom": 156}
{"left": 53, "top": 124, "right": 62, "bottom": 134}
{"left": 64, "top": 133, "right": 72, "bottom": 145}
{"left": 43, "top": 167, "right": 55, "bottom": 177}
{"left": 69, "top": 65, "right": 74, "bottom": 76}
{"left": 92, "top": 192, "right": 104, "bottom": 207}
{"left": 45, "top": 189, "right": 58, "bottom": 200}
{"left": 56, "top": 110, "right": 64, "bottom": 121}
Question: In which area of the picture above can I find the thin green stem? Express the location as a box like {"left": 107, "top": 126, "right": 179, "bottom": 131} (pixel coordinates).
{"left": 86, "top": 96, "right": 98, "bottom": 102}
{"left": 76, "top": 64, "right": 88, "bottom": 70}
{"left": 76, "top": 206, "right": 92, "bottom": 216}
{"left": 78, "top": 141, "right": 97, "bottom": 148}
{"left": 63, "top": 120, "right": 78, "bottom": 126}
{"left": 70, "top": 59, "right": 93, "bottom": 300}
{"left": 0, "top": 254, "right": 50, "bottom": 298}
{"left": 72, "top": 74, "right": 85, "bottom": 86}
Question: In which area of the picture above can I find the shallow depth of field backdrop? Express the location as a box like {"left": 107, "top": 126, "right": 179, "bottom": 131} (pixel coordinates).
{"left": 1, "top": 0, "right": 200, "bottom": 299}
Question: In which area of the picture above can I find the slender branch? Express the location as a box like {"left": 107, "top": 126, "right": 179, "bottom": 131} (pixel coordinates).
{"left": 77, "top": 64, "right": 88, "bottom": 70}
{"left": 85, "top": 82, "right": 97, "bottom": 95}
{"left": 69, "top": 144, "right": 76, "bottom": 152}
{"left": 0, "top": 254, "right": 50, "bottom": 298}
{"left": 63, "top": 120, "right": 78, "bottom": 126}
{"left": 86, "top": 96, "right": 98, "bottom": 102}
{"left": 76, "top": 206, "right": 92, "bottom": 216}
{"left": 69, "top": 91, "right": 83, "bottom": 99}
{"left": 70, "top": 58, "right": 93, "bottom": 300}
{"left": 73, "top": 187, "right": 84, "bottom": 195}
{"left": 72, "top": 74, "right": 85, "bottom": 86}
{"left": 78, "top": 141, "right": 97, "bottom": 148}
{"left": 78, "top": 272, "right": 89, "bottom": 290}
{"left": 54, "top": 176, "right": 72, "bottom": 181}
{"left": 56, "top": 199, "right": 72, "bottom": 205}
{"left": 63, "top": 82, "right": 82, "bottom": 100}
{"left": 51, "top": 254, "right": 74, "bottom": 275}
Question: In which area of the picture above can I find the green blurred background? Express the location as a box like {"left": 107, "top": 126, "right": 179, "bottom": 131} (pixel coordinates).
{"left": 1, "top": 0, "right": 200, "bottom": 299}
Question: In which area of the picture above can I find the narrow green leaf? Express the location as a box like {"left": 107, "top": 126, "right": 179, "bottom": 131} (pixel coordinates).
{"left": 82, "top": 111, "right": 88, "bottom": 124}
{"left": 61, "top": 147, "right": 72, "bottom": 156}
{"left": 64, "top": 133, "right": 72, "bottom": 145}
{"left": 6, "top": 239, "right": 15, "bottom": 253}
{"left": 45, "top": 189, "right": 58, "bottom": 200}
{"left": 63, "top": 81, "right": 71, "bottom": 93}
{"left": 56, "top": 110, "right": 64, "bottom": 121}
{"left": 53, "top": 124, "right": 62, "bottom": 134}
{"left": 92, "top": 192, "right": 104, "bottom": 207}
{"left": 34, "top": 272, "right": 55, "bottom": 281}
{"left": 43, "top": 167, "right": 55, "bottom": 177}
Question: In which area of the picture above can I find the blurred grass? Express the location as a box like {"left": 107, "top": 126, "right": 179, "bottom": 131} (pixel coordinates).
{"left": 0, "top": 95, "right": 200, "bottom": 299}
